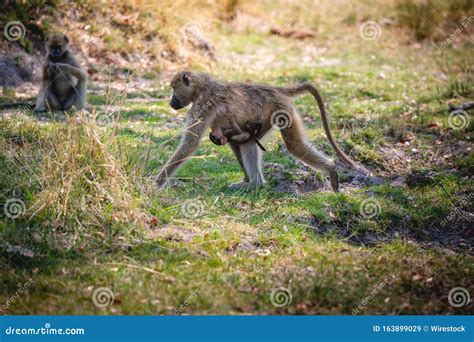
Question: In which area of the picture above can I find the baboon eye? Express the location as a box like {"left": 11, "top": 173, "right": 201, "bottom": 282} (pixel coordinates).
{"left": 181, "top": 74, "right": 190, "bottom": 86}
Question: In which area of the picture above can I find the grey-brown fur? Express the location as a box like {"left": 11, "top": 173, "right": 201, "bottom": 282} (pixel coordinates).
{"left": 156, "top": 71, "right": 364, "bottom": 192}
{"left": 35, "top": 34, "right": 87, "bottom": 112}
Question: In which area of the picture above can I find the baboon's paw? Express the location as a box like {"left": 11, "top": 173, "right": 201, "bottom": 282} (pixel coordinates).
{"left": 228, "top": 181, "right": 249, "bottom": 190}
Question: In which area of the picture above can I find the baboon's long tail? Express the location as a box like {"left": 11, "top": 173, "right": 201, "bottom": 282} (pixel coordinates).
{"left": 279, "top": 83, "right": 364, "bottom": 171}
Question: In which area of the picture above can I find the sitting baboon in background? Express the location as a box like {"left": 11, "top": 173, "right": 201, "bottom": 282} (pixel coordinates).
{"left": 35, "top": 34, "right": 87, "bottom": 112}
{"left": 157, "top": 71, "right": 365, "bottom": 192}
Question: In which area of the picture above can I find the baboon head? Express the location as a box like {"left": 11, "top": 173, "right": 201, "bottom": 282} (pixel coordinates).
{"left": 169, "top": 71, "right": 199, "bottom": 110}
{"left": 46, "top": 34, "right": 69, "bottom": 60}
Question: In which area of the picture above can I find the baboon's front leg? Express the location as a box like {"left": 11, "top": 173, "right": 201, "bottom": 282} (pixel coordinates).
{"left": 35, "top": 64, "right": 58, "bottom": 112}
{"left": 155, "top": 113, "right": 215, "bottom": 188}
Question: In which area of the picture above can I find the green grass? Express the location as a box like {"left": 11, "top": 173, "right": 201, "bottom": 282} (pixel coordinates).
{"left": 1, "top": 25, "right": 473, "bottom": 315}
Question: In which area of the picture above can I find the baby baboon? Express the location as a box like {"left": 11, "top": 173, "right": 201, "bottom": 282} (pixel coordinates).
{"left": 210, "top": 116, "right": 251, "bottom": 146}
{"left": 35, "top": 34, "right": 87, "bottom": 112}
{"left": 157, "top": 71, "right": 364, "bottom": 192}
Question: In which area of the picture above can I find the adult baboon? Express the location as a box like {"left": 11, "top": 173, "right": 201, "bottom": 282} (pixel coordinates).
{"left": 35, "top": 34, "right": 87, "bottom": 112}
{"left": 156, "top": 71, "right": 364, "bottom": 192}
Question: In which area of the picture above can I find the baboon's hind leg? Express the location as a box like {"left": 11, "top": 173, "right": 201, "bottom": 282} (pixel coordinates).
{"left": 280, "top": 109, "right": 339, "bottom": 191}
{"left": 61, "top": 86, "right": 79, "bottom": 110}
{"left": 45, "top": 93, "right": 63, "bottom": 111}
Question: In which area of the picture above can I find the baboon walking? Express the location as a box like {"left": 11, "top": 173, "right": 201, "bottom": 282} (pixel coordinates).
{"left": 35, "top": 34, "right": 87, "bottom": 112}
{"left": 157, "top": 71, "right": 364, "bottom": 192}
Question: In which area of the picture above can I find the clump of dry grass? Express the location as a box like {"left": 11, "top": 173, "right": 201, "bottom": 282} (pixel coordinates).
{"left": 35, "top": 113, "right": 144, "bottom": 224}
{"left": 0, "top": 113, "right": 148, "bottom": 252}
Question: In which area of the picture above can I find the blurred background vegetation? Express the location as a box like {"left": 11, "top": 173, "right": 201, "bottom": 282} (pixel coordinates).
{"left": 1, "top": 0, "right": 473, "bottom": 74}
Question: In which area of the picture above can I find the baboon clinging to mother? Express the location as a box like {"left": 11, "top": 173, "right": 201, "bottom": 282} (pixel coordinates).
{"left": 35, "top": 34, "right": 87, "bottom": 112}
{"left": 156, "top": 71, "right": 363, "bottom": 192}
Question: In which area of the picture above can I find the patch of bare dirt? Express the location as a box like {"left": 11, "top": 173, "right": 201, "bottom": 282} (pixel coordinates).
{"left": 264, "top": 161, "right": 385, "bottom": 195}
{"left": 265, "top": 162, "right": 325, "bottom": 194}
{"left": 307, "top": 213, "right": 473, "bottom": 255}
{"left": 338, "top": 168, "right": 385, "bottom": 192}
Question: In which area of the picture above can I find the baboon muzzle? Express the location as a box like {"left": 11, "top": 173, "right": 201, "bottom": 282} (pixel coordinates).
{"left": 169, "top": 96, "right": 184, "bottom": 110}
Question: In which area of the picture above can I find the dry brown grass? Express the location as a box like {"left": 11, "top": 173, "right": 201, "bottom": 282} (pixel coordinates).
{"left": 0, "top": 112, "right": 148, "bottom": 251}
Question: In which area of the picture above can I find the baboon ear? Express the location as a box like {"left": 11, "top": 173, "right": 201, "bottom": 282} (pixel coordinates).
{"left": 181, "top": 73, "right": 190, "bottom": 86}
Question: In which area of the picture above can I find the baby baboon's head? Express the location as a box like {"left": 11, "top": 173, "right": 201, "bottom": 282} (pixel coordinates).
{"left": 46, "top": 34, "right": 69, "bottom": 59}
{"left": 169, "top": 71, "right": 200, "bottom": 109}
